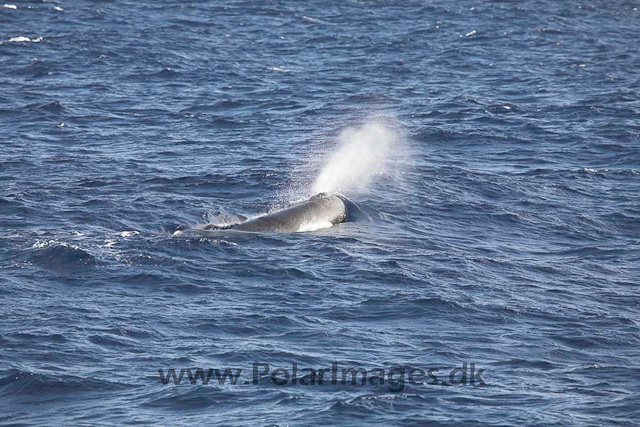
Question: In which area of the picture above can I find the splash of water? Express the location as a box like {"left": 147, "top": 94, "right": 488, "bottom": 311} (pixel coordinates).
{"left": 311, "top": 121, "right": 400, "bottom": 196}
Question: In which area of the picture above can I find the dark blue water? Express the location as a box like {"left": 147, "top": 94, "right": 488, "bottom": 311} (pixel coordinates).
{"left": 2, "top": 0, "right": 639, "bottom": 425}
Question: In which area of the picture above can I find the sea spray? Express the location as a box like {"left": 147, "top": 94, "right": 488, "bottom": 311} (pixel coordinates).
{"left": 311, "top": 121, "right": 400, "bottom": 196}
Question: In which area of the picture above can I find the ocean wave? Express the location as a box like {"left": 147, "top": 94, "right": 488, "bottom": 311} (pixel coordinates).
{"left": 0, "top": 370, "right": 131, "bottom": 397}
{"left": 29, "top": 240, "right": 97, "bottom": 270}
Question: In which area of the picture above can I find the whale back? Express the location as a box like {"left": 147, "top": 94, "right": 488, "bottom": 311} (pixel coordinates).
{"left": 233, "top": 193, "right": 347, "bottom": 233}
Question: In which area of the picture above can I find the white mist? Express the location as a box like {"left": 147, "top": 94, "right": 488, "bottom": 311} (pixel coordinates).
{"left": 311, "top": 121, "right": 400, "bottom": 196}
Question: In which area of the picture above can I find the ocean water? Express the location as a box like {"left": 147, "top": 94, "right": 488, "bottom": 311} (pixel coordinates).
{"left": 1, "top": 0, "right": 640, "bottom": 425}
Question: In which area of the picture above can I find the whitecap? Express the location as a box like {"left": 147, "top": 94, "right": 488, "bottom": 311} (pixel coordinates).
{"left": 297, "top": 220, "right": 333, "bottom": 232}
{"left": 4, "top": 36, "right": 43, "bottom": 44}
{"left": 268, "top": 66, "right": 291, "bottom": 73}
{"left": 301, "top": 15, "right": 329, "bottom": 25}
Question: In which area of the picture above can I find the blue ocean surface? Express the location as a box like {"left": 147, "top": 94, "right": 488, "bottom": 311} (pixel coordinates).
{"left": 1, "top": 0, "right": 639, "bottom": 425}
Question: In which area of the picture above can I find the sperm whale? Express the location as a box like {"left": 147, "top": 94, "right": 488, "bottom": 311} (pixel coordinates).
{"left": 203, "top": 193, "right": 348, "bottom": 233}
